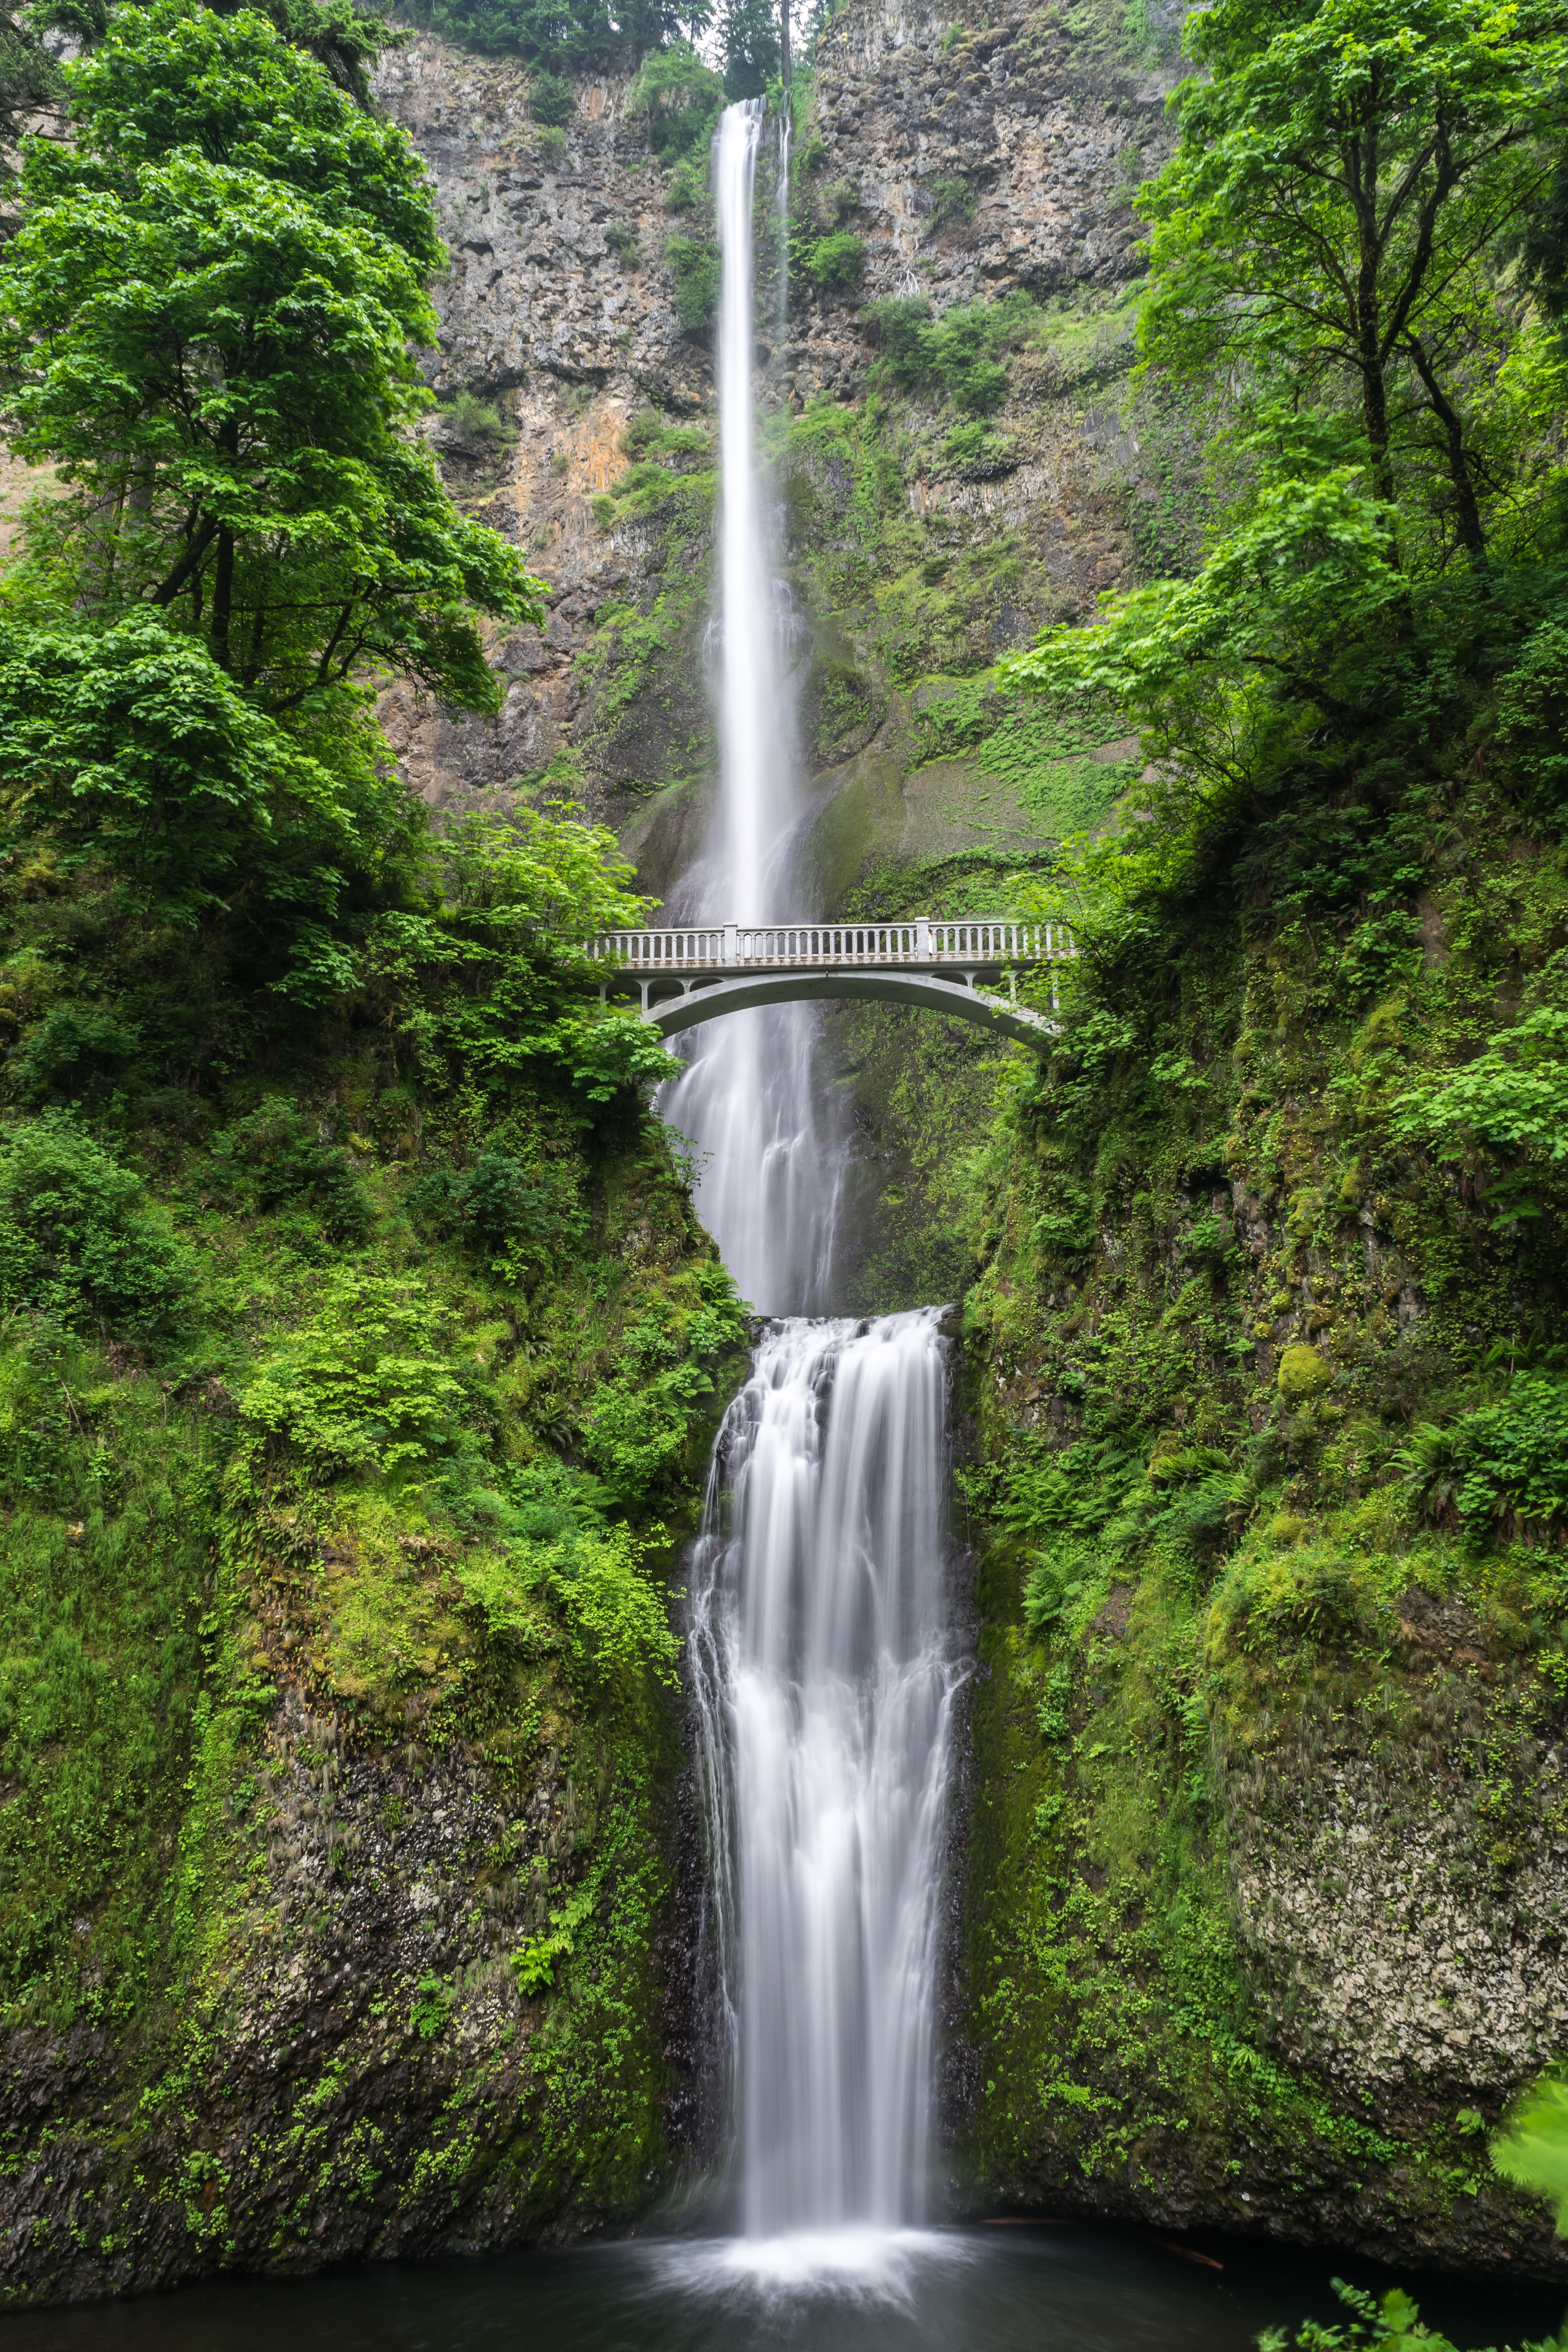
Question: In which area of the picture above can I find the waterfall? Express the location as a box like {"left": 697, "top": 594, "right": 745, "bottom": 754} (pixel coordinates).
{"left": 688, "top": 1312, "right": 960, "bottom": 2239}
{"left": 659, "top": 99, "right": 840, "bottom": 1317}
{"left": 663, "top": 102, "right": 959, "bottom": 2256}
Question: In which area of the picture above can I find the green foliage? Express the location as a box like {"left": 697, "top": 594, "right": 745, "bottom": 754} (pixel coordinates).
{"left": 408, "top": 1974, "right": 452, "bottom": 2038}
{"left": 606, "top": 220, "right": 641, "bottom": 265}
{"left": 941, "top": 419, "right": 1016, "bottom": 477}
{"left": 666, "top": 231, "right": 721, "bottom": 332}
{"left": 580, "top": 1265, "right": 748, "bottom": 1511}
{"left": 802, "top": 227, "right": 865, "bottom": 293}
{"left": 211, "top": 1097, "right": 370, "bottom": 1243}
{"left": 1394, "top": 993, "right": 1568, "bottom": 1211}
{"left": 0, "top": 1117, "right": 188, "bottom": 1338}
{"left": 927, "top": 172, "right": 974, "bottom": 226}
{"left": 549, "top": 1524, "right": 681, "bottom": 1692}
{"left": 439, "top": 389, "right": 515, "bottom": 444}
{"left": 1498, "top": 620, "right": 1568, "bottom": 817}
{"left": 0, "top": 3, "right": 63, "bottom": 151}
{"left": 369, "top": 811, "right": 679, "bottom": 1112}
{"left": 0, "top": 1339, "right": 216, "bottom": 2009}
{"left": 528, "top": 67, "right": 573, "bottom": 121}
{"left": 1137, "top": 0, "right": 1568, "bottom": 562}
{"left": 1406, "top": 1379, "right": 1568, "bottom": 1540}
{"left": 399, "top": 0, "right": 707, "bottom": 71}
{"left": 628, "top": 39, "right": 723, "bottom": 162}
{"left": 715, "top": 0, "right": 776, "bottom": 97}
{"left": 865, "top": 292, "right": 1036, "bottom": 415}
{"left": 0, "top": 0, "right": 544, "bottom": 712}
{"left": 0, "top": 615, "right": 391, "bottom": 936}
{"left": 238, "top": 1271, "right": 466, "bottom": 1472}
{"left": 1493, "top": 2072, "right": 1568, "bottom": 2235}
{"left": 509, "top": 1868, "right": 600, "bottom": 1993}
{"left": 1259, "top": 2276, "right": 1561, "bottom": 2352}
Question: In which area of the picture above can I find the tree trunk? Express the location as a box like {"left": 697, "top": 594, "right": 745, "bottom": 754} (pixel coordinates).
{"left": 1403, "top": 330, "right": 1487, "bottom": 565}
{"left": 211, "top": 526, "right": 234, "bottom": 671}
{"left": 780, "top": 0, "right": 791, "bottom": 92}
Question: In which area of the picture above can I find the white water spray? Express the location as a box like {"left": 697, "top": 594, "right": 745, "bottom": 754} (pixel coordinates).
{"left": 664, "top": 103, "right": 960, "bottom": 2259}
{"left": 660, "top": 99, "right": 840, "bottom": 1316}
{"left": 688, "top": 1312, "right": 959, "bottom": 2238}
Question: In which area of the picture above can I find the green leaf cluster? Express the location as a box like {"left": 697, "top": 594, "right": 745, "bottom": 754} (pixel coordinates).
{"left": 0, "top": 1115, "right": 188, "bottom": 1337}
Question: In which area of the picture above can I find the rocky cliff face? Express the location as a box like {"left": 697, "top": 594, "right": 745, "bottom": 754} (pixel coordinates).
{"left": 371, "top": 0, "right": 1177, "bottom": 867}
{"left": 369, "top": 8, "right": 1568, "bottom": 2287}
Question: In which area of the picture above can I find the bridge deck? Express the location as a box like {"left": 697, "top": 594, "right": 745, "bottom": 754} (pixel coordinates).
{"left": 587, "top": 920, "right": 1074, "bottom": 975}
{"left": 586, "top": 920, "right": 1073, "bottom": 1049}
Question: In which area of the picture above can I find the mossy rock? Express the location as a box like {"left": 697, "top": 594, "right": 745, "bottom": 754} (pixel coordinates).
{"left": 1278, "top": 1343, "right": 1332, "bottom": 1403}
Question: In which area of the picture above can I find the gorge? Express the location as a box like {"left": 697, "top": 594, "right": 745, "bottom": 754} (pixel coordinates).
{"left": 1, "top": 0, "right": 1568, "bottom": 2340}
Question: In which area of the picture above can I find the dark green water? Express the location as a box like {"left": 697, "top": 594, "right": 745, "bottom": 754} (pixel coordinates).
{"left": 1, "top": 2227, "right": 1560, "bottom": 2351}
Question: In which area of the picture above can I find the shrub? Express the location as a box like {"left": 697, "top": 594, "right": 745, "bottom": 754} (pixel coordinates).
{"left": 606, "top": 221, "right": 641, "bottom": 265}
{"left": 7, "top": 1001, "right": 142, "bottom": 1109}
{"left": 239, "top": 1272, "right": 464, "bottom": 1472}
{"left": 628, "top": 41, "right": 723, "bottom": 163}
{"left": 804, "top": 229, "right": 866, "bottom": 293}
{"left": 438, "top": 390, "right": 513, "bottom": 445}
{"left": 537, "top": 124, "right": 567, "bottom": 163}
{"left": 550, "top": 1525, "right": 680, "bottom": 1691}
{"left": 663, "top": 158, "right": 701, "bottom": 211}
{"left": 1392, "top": 1000, "right": 1568, "bottom": 1218}
{"left": 941, "top": 419, "right": 1016, "bottom": 477}
{"left": 1447, "top": 1378, "right": 1568, "bottom": 1538}
{"left": 1207, "top": 1545, "right": 1360, "bottom": 1657}
{"left": 1497, "top": 618, "right": 1568, "bottom": 817}
{"left": 666, "top": 233, "right": 720, "bottom": 332}
{"left": 211, "top": 1098, "right": 371, "bottom": 1244}
{"left": 0, "top": 1118, "right": 188, "bottom": 1338}
{"left": 457, "top": 1152, "right": 540, "bottom": 1247}
{"left": 865, "top": 292, "right": 1024, "bottom": 414}
{"left": 928, "top": 172, "right": 975, "bottom": 225}
{"left": 528, "top": 70, "right": 573, "bottom": 124}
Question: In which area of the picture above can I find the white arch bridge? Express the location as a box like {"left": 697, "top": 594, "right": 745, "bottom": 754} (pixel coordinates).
{"left": 588, "top": 920, "right": 1074, "bottom": 1050}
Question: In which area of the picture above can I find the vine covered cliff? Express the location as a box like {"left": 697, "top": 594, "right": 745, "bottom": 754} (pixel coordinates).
{"left": 2, "top": 0, "right": 1566, "bottom": 2304}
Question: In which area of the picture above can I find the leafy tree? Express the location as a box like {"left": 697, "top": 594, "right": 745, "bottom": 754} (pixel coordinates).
{"left": 0, "top": 1, "right": 544, "bottom": 715}
{"left": 0, "top": 614, "right": 397, "bottom": 933}
{"left": 34, "top": 0, "right": 406, "bottom": 104}
{"left": 717, "top": 0, "right": 777, "bottom": 98}
{"left": 528, "top": 66, "right": 574, "bottom": 121}
{"left": 368, "top": 812, "right": 679, "bottom": 1111}
{"left": 403, "top": 0, "right": 710, "bottom": 71}
{"left": 0, "top": 6, "right": 63, "bottom": 155}
{"left": 627, "top": 38, "right": 723, "bottom": 161}
{"left": 1138, "top": 0, "right": 1568, "bottom": 565}
{"left": 0, "top": 1118, "right": 189, "bottom": 1337}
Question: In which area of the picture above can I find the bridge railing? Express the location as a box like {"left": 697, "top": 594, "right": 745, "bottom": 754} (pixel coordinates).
{"left": 586, "top": 919, "right": 1076, "bottom": 969}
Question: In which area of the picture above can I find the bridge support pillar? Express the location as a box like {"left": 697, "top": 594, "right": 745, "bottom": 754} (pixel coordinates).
{"left": 724, "top": 922, "right": 738, "bottom": 967}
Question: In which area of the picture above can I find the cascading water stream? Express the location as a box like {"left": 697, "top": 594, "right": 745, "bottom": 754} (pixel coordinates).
{"left": 659, "top": 99, "right": 840, "bottom": 1317}
{"left": 666, "top": 101, "right": 960, "bottom": 2256}
{"left": 688, "top": 1313, "right": 959, "bottom": 2239}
